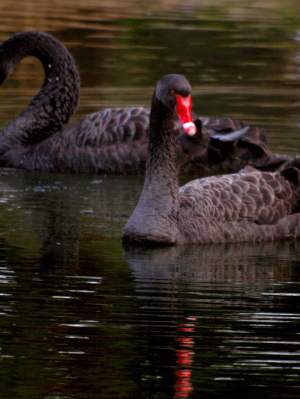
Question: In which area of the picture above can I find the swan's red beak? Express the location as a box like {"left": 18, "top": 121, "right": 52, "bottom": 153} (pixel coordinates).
{"left": 176, "top": 94, "right": 197, "bottom": 136}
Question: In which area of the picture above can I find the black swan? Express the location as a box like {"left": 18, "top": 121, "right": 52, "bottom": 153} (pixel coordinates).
{"left": 0, "top": 31, "right": 289, "bottom": 175}
{"left": 0, "top": 31, "right": 80, "bottom": 160}
{"left": 122, "top": 74, "right": 300, "bottom": 246}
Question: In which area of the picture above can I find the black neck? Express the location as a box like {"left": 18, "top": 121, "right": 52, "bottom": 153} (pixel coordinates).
{"left": 0, "top": 32, "right": 80, "bottom": 152}
{"left": 123, "top": 95, "right": 180, "bottom": 245}
{"left": 146, "top": 96, "right": 180, "bottom": 199}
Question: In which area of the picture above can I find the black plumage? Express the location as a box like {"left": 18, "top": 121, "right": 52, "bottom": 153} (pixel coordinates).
{"left": 123, "top": 74, "right": 300, "bottom": 246}
{"left": 0, "top": 32, "right": 290, "bottom": 175}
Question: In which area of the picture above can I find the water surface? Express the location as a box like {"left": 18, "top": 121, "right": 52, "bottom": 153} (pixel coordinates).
{"left": 1, "top": 1, "right": 300, "bottom": 398}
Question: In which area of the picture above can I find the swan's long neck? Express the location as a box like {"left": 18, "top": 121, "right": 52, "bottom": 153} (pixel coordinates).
{"left": 0, "top": 32, "right": 80, "bottom": 154}
{"left": 145, "top": 97, "right": 180, "bottom": 202}
{"left": 123, "top": 96, "right": 180, "bottom": 245}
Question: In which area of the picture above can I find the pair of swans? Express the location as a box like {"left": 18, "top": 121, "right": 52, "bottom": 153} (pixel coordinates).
{"left": 0, "top": 31, "right": 288, "bottom": 175}
{"left": 0, "top": 32, "right": 299, "bottom": 245}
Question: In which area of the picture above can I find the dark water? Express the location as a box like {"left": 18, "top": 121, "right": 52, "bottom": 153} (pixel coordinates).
{"left": 1, "top": 1, "right": 300, "bottom": 398}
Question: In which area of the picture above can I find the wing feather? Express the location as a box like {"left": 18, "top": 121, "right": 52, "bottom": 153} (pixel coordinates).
{"left": 179, "top": 168, "right": 296, "bottom": 225}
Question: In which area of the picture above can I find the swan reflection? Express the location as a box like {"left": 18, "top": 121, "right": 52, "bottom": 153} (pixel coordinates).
{"left": 126, "top": 242, "right": 300, "bottom": 398}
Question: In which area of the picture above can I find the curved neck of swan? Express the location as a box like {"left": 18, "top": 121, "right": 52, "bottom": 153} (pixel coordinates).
{"left": 123, "top": 96, "right": 180, "bottom": 244}
{"left": 0, "top": 32, "right": 80, "bottom": 153}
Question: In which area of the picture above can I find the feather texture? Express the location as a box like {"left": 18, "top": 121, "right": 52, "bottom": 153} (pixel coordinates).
{"left": 0, "top": 32, "right": 294, "bottom": 175}
{"left": 123, "top": 74, "right": 300, "bottom": 246}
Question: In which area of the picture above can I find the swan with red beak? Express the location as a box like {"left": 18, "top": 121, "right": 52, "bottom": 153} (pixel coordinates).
{"left": 123, "top": 74, "right": 300, "bottom": 247}
{"left": 123, "top": 73, "right": 203, "bottom": 245}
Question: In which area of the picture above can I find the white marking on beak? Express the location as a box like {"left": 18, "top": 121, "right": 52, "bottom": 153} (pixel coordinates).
{"left": 183, "top": 122, "right": 197, "bottom": 136}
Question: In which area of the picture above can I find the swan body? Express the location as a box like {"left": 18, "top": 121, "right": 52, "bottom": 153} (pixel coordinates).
{"left": 0, "top": 31, "right": 288, "bottom": 175}
{"left": 123, "top": 74, "right": 300, "bottom": 246}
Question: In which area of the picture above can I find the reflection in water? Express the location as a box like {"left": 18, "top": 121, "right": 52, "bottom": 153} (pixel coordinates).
{"left": 0, "top": 172, "right": 300, "bottom": 398}
{"left": 0, "top": 0, "right": 300, "bottom": 398}
{"left": 126, "top": 242, "right": 300, "bottom": 285}
{"left": 175, "top": 316, "right": 197, "bottom": 399}
{"left": 126, "top": 243, "right": 300, "bottom": 398}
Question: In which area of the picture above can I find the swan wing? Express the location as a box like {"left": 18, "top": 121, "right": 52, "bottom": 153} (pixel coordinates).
{"left": 69, "top": 107, "right": 150, "bottom": 148}
{"left": 179, "top": 168, "right": 297, "bottom": 225}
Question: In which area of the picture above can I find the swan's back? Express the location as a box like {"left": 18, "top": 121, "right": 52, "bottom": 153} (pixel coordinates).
{"left": 180, "top": 168, "right": 296, "bottom": 222}
{"left": 178, "top": 168, "right": 300, "bottom": 243}
{"left": 42, "top": 109, "right": 273, "bottom": 174}
{"left": 53, "top": 107, "right": 150, "bottom": 173}
{"left": 67, "top": 107, "right": 150, "bottom": 147}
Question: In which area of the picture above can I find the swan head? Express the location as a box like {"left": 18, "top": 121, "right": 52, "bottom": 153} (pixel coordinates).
{"left": 155, "top": 74, "right": 197, "bottom": 136}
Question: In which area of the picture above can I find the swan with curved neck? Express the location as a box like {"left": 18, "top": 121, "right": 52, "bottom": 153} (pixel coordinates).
{"left": 123, "top": 74, "right": 300, "bottom": 246}
{"left": 0, "top": 31, "right": 80, "bottom": 157}
{"left": 0, "top": 32, "right": 291, "bottom": 174}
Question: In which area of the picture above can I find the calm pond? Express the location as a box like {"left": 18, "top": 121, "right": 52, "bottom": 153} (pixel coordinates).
{"left": 0, "top": 1, "right": 300, "bottom": 398}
